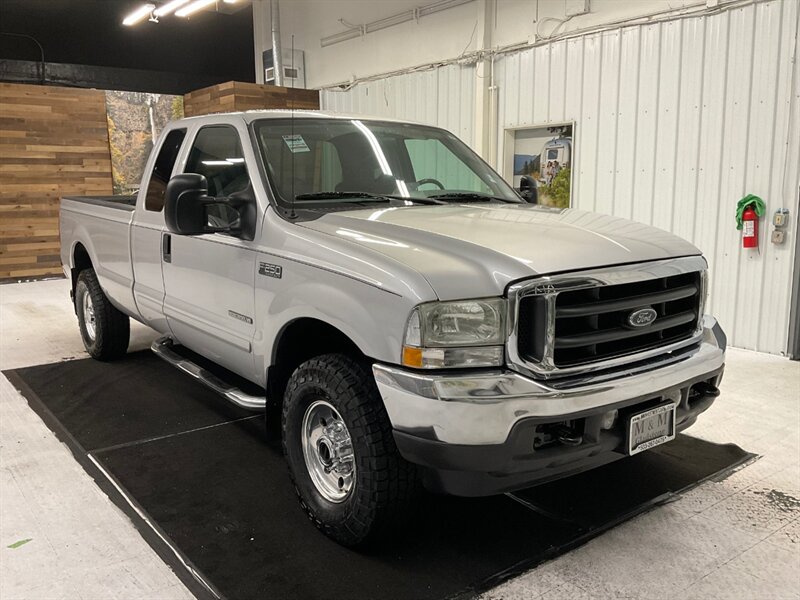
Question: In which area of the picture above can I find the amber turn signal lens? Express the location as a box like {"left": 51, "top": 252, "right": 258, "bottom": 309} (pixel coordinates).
{"left": 402, "top": 346, "right": 423, "bottom": 368}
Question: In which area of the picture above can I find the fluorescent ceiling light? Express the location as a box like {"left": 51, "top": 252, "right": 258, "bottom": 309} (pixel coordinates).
{"left": 153, "top": 0, "right": 191, "bottom": 17}
{"left": 176, "top": 0, "right": 216, "bottom": 17}
{"left": 122, "top": 3, "right": 155, "bottom": 26}
{"left": 202, "top": 160, "right": 233, "bottom": 166}
{"left": 223, "top": 0, "right": 238, "bottom": 3}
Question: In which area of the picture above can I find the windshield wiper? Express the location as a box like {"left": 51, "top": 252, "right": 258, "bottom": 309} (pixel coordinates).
{"left": 294, "top": 191, "right": 391, "bottom": 202}
{"left": 294, "top": 191, "right": 443, "bottom": 205}
{"left": 427, "top": 192, "right": 517, "bottom": 204}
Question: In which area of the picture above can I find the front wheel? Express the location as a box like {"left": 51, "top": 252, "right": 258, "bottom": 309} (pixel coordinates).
{"left": 282, "top": 354, "right": 418, "bottom": 547}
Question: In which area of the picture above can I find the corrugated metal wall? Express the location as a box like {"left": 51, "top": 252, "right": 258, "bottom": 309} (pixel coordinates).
{"left": 321, "top": 63, "right": 477, "bottom": 147}
{"left": 321, "top": 0, "right": 800, "bottom": 355}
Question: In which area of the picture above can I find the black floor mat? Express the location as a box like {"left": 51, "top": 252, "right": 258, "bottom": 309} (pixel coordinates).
{"left": 4, "top": 353, "right": 754, "bottom": 600}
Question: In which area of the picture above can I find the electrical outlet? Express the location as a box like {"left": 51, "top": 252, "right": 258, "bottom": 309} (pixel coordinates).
{"left": 771, "top": 230, "right": 785, "bottom": 244}
{"left": 773, "top": 208, "right": 789, "bottom": 227}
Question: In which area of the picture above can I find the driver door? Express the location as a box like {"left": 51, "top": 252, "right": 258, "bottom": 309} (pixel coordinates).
{"left": 161, "top": 124, "right": 257, "bottom": 379}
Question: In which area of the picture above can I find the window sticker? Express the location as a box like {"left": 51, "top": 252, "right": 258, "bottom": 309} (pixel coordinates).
{"left": 282, "top": 134, "right": 310, "bottom": 153}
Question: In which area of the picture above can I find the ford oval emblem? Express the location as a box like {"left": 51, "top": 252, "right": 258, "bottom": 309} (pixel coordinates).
{"left": 627, "top": 307, "right": 657, "bottom": 328}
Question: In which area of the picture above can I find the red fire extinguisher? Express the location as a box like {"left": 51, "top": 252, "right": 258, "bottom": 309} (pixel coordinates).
{"left": 742, "top": 205, "right": 758, "bottom": 248}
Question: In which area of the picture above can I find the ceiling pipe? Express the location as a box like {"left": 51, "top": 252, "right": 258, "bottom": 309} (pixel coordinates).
{"left": 0, "top": 32, "right": 46, "bottom": 84}
{"left": 321, "top": 0, "right": 475, "bottom": 48}
{"left": 271, "top": 0, "right": 284, "bottom": 86}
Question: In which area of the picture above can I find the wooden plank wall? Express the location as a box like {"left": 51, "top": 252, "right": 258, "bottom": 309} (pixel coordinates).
{"left": 0, "top": 83, "right": 113, "bottom": 281}
{"left": 184, "top": 81, "right": 319, "bottom": 116}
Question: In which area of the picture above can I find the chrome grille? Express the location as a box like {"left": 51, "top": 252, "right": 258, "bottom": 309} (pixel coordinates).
{"left": 508, "top": 257, "right": 707, "bottom": 378}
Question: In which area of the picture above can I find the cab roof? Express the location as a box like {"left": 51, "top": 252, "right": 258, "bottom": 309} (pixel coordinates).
{"left": 177, "top": 109, "right": 421, "bottom": 126}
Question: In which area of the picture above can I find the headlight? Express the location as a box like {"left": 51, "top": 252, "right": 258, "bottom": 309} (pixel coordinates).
{"left": 402, "top": 298, "right": 506, "bottom": 368}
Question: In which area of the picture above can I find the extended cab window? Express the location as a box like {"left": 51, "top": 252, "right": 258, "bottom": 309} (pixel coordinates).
{"left": 185, "top": 126, "right": 250, "bottom": 198}
{"left": 144, "top": 128, "right": 186, "bottom": 212}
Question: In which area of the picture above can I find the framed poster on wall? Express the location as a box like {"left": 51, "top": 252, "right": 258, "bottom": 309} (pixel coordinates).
{"left": 105, "top": 91, "right": 185, "bottom": 196}
{"left": 503, "top": 122, "right": 575, "bottom": 208}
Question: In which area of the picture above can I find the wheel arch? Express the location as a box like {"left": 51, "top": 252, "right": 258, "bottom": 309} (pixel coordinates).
{"left": 266, "top": 317, "right": 368, "bottom": 406}
{"left": 68, "top": 242, "right": 94, "bottom": 311}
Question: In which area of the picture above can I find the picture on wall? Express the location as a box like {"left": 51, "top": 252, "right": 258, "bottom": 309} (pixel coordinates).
{"left": 105, "top": 91, "right": 184, "bottom": 195}
{"left": 512, "top": 123, "right": 573, "bottom": 208}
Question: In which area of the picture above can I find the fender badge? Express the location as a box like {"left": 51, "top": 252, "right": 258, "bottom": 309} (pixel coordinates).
{"left": 258, "top": 262, "right": 283, "bottom": 278}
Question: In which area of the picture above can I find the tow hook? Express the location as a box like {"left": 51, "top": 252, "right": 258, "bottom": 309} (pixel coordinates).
{"left": 692, "top": 382, "right": 721, "bottom": 398}
{"left": 554, "top": 425, "right": 583, "bottom": 446}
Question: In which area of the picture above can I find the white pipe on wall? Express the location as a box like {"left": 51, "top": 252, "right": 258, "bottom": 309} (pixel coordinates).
{"left": 271, "top": 0, "right": 284, "bottom": 86}
{"left": 321, "top": 0, "right": 476, "bottom": 48}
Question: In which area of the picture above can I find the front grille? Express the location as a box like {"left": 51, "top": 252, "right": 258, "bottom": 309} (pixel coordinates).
{"left": 518, "top": 271, "right": 702, "bottom": 369}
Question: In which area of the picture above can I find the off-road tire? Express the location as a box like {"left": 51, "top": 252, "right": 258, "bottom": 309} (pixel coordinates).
{"left": 282, "top": 353, "right": 419, "bottom": 547}
{"left": 75, "top": 268, "right": 130, "bottom": 360}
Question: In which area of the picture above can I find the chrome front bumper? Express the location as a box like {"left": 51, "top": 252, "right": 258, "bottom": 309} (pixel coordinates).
{"left": 373, "top": 316, "right": 726, "bottom": 446}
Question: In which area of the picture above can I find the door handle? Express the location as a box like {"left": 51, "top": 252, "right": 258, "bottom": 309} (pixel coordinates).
{"left": 162, "top": 233, "right": 172, "bottom": 263}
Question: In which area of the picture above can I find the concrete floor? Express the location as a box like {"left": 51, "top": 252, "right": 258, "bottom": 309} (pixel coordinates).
{"left": 1, "top": 279, "right": 798, "bottom": 600}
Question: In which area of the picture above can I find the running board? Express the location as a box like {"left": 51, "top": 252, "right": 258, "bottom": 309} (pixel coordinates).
{"left": 151, "top": 336, "right": 266, "bottom": 411}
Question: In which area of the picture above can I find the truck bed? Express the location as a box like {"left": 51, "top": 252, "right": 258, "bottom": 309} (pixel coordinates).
{"left": 60, "top": 194, "right": 138, "bottom": 319}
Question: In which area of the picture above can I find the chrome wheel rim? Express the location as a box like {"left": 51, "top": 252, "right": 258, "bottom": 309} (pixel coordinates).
{"left": 301, "top": 400, "right": 355, "bottom": 503}
{"left": 82, "top": 291, "right": 96, "bottom": 341}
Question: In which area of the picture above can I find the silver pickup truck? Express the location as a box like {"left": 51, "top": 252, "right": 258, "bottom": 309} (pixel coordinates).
{"left": 60, "top": 111, "right": 726, "bottom": 546}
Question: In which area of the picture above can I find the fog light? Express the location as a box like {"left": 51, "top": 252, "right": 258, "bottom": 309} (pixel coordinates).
{"left": 601, "top": 409, "right": 618, "bottom": 430}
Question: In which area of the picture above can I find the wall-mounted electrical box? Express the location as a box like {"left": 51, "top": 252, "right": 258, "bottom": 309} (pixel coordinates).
{"left": 565, "top": 0, "right": 591, "bottom": 17}
{"left": 773, "top": 208, "right": 789, "bottom": 228}
{"left": 263, "top": 49, "right": 306, "bottom": 88}
{"left": 771, "top": 208, "right": 790, "bottom": 245}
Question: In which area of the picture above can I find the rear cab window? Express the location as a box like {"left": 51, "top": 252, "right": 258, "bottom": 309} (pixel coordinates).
{"left": 145, "top": 128, "right": 187, "bottom": 212}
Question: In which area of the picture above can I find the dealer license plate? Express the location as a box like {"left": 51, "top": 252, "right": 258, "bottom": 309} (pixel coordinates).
{"left": 627, "top": 403, "right": 676, "bottom": 456}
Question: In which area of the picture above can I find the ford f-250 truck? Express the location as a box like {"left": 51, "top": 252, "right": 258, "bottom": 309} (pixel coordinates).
{"left": 60, "top": 111, "right": 726, "bottom": 546}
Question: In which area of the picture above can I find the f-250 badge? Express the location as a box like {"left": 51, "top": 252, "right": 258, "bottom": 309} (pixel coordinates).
{"left": 259, "top": 262, "right": 283, "bottom": 278}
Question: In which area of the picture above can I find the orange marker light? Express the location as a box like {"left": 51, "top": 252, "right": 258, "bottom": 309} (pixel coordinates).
{"left": 402, "top": 346, "right": 423, "bottom": 368}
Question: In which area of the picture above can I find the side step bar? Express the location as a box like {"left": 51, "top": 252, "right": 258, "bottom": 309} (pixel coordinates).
{"left": 151, "top": 336, "right": 266, "bottom": 411}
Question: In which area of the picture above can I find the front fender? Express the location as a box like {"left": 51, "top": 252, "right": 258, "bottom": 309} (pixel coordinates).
{"left": 252, "top": 270, "right": 419, "bottom": 388}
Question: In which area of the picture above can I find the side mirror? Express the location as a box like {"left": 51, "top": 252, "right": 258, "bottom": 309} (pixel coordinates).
{"left": 519, "top": 175, "right": 538, "bottom": 204}
{"left": 164, "top": 174, "right": 255, "bottom": 240}
{"left": 164, "top": 173, "right": 218, "bottom": 235}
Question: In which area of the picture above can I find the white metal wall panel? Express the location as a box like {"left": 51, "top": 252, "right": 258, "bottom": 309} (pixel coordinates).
{"left": 493, "top": 0, "right": 799, "bottom": 355}
{"left": 671, "top": 16, "right": 705, "bottom": 245}
{"left": 613, "top": 27, "right": 642, "bottom": 220}
{"left": 652, "top": 21, "right": 682, "bottom": 234}
{"left": 579, "top": 34, "right": 603, "bottom": 214}
{"left": 596, "top": 32, "right": 621, "bottom": 217}
{"left": 630, "top": 23, "right": 661, "bottom": 227}
{"left": 755, "top": 0, "right": 798, "bottom": 351}
{"left": 320, "top": 63, "right": 476, "bottom": 147}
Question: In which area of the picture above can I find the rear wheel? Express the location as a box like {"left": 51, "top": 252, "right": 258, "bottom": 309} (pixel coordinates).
{"left": 75, "top": 268, "right": 130, "bottom": 360}
{"left": 282, "top": 354, "right": 418, "bottom": 547}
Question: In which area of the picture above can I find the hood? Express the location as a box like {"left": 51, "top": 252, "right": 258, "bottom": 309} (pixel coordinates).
{"left": 299, "top": 203, "right": 701, "bottom": 300}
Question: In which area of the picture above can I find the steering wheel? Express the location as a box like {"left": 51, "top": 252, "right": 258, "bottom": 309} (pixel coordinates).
{"left": 414, "top": 178, "right": 445, "bottom": 190}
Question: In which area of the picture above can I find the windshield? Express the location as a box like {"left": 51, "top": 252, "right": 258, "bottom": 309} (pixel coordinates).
{"left": 252, "top": 118, "right": 521, "bottom": 208}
